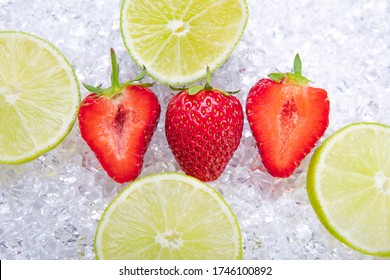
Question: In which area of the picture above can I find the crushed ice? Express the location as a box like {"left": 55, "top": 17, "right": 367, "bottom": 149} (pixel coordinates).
{"left": 1, "top": 0, "right": 389, "bottom": 259}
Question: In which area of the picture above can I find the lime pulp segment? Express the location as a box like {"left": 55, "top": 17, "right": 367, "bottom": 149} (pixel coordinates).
{"left": 0, "top": 31, "right": 80, "bottom": 164}
{"left": 95, "top": 173, "right": 242, "bottom": 259}
{"left": 120, "top": 0, "right": 249, "bottom": 85}
{"left": 307, "top": 122, "right": 390, "bottom": 256}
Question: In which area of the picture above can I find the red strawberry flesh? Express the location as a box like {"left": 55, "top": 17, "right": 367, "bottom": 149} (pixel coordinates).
{"left": 79, "top": 85, "right": 160, "bottom": 183}
{"left": 78, "top": 49, "right": 160, "bottom": 184}
{"left": 246, "top": 55, "right": 329, "bottom": 178}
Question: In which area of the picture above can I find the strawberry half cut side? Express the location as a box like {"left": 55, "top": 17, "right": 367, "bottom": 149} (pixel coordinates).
{"left": 78, "top": 49, "right": 160, "bottom": 183}
{"left": 246, "top": 54, "right": 330, "bottom": 178}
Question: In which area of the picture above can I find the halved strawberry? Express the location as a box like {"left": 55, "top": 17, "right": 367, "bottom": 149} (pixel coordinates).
{"left": 246, "top": 54, "right": 329, "bottom": 177}
{"left": 78, "top": 49, "right": 160, "bottom": 183}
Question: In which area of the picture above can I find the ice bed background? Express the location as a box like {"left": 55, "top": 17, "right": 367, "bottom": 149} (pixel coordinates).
{"left": 1, "top": 0, "right": 390, "bottom": 259}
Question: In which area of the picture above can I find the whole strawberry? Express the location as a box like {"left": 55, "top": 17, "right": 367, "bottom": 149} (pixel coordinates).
{"left": 78, "top": 49, "right": 160, "bottom": 183}
{"left": 165, "top": 68, "right": 244, "bottom": 182}
{"left": 246, "top": 54, "right": 329, "bottom": 178}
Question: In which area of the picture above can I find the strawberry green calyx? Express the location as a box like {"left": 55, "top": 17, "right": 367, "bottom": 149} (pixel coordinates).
{"left": 170, "top": 66, "right": 240, "bottom": 96}
{"left": 83, "top": 48, "right": 153, "bottom": 98}
{"left": 268, "top": 54, "right": 311, "bottom": 86}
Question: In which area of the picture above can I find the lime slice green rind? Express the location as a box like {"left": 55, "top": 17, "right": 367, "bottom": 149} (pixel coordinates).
{"left": 120, "top": 0, "right": 249, "bottom": 86}
{"left": 0, "top": 30, "right": 80, "bottom": 164}
{"left": 307, "top": 122, "right": 390, "bottom": 257}
{"left": 94, "top": 173, "right": 242, "bottom": 260}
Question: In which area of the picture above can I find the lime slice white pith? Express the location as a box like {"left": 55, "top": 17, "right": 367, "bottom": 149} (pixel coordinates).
{"left": 120, "top": 0, "right": 249, "bottom": 85}
{"left": 94, "top": 173, "right": 242, "bottom": 259}
{"left": 307, "top": 122, "right": 390, "bottom": 256}
{"left": 0, "top": 31, "right": 80, "bottom": 164}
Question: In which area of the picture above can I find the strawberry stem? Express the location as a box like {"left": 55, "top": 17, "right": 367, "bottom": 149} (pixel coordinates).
{"left": 110, "top": 48, "right": 120, "bottom": 92}
{"left": 204, "top": 66, "right": 213, "bottom": 90}
{"left": 170, "top": 66, "right": 240, "bottom": 96}
{"left": 268, "top": 53, "right": 310, "bottom": 86}
{"left": 83, "top": 49, "right": 153, "bottom": 98}
{"left": 293, "top": 53, "right": 302, "bottom": 75}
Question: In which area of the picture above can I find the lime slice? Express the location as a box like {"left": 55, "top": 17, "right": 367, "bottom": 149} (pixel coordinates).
{"left": 95, "top": 173, "right": 242, "bottom": 259}
{"left": 0, "top": 31, "right": 79, "bottom": 164}
{"left": 120, "top": 0, "right": 249, "bottom": 85}
{"left": 307, "top": 122, "right": 390, "bottom": 256}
